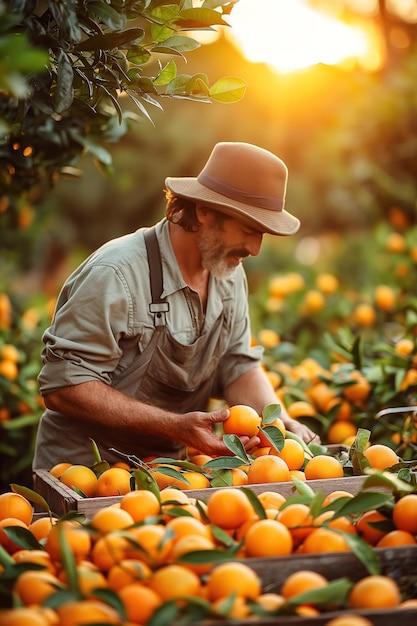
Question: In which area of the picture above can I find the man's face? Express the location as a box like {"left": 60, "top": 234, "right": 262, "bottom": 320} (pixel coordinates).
{"left": 197, "top": 212, "right": 264, "bottom": 279}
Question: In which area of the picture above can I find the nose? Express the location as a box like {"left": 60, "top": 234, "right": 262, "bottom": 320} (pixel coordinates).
{"left": 246, "top": 232, "right": 263, "bottom": 257}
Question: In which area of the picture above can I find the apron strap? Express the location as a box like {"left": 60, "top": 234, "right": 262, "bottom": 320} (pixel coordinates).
{"left": 144, "top": 227, "right": 170, "bottom": 327}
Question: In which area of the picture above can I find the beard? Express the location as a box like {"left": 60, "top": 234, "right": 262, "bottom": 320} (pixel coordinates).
{"left": 198, "top": 228, "right": 249, "bottom": 279}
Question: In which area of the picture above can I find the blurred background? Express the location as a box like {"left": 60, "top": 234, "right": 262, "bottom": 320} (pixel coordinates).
{"left": 1, "top": 0, "right": 417, "bottom": 490}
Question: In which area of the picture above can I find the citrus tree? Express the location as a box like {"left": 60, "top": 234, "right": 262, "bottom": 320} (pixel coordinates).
{"left": 0, "top": 0, "right": 245, "bottom": 199}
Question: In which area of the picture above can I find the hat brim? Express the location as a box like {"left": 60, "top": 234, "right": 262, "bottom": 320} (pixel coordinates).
{"left": 165, "top": 177, "right": 300, "bottom": 236}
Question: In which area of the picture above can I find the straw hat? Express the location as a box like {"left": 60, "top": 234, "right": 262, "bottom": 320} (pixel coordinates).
{"left": 165, "top": 141, "right": 300, "bottom": 236}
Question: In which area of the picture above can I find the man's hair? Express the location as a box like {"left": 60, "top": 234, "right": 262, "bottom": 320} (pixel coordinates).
{"left": 165, "top": 189, "right": 201, "bottom": 232}
{"left": 165, "top": 189, "right": 230, "bottom": 233}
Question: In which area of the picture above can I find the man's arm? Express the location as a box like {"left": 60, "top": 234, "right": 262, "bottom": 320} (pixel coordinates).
{"left": 224, "top": 366, "right": 320, "bottom": 443}
{"left": 43, "top": 381, "right": 259, "bottom": 457}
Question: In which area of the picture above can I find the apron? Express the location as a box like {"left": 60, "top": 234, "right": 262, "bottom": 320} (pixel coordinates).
{"left": 106, "top": 226, "right": 230, "bottom": 459}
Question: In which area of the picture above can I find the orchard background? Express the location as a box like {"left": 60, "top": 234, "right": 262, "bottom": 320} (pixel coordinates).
{"left": 1, "top": 0, "right": 417, "bottom": 492}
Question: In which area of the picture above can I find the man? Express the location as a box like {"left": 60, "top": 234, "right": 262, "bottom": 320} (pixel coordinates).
{"left": 33, "top": 141, "right": 318, "bottom": 470}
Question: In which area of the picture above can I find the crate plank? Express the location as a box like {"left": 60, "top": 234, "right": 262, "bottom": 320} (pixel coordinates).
{"left": 33, "top": 468, "right": 389, "bottom": 519}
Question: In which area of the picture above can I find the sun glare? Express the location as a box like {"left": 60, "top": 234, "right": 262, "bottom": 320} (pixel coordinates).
{"left": 227, "top": 0, "right": 375, "bottom": 73}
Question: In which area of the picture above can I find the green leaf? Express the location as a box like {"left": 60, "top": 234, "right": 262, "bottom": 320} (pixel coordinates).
{"left": 343, "top": 532, "right": 381, "bottom": 575}
{"left": 209, "top": 76, "right": 247, "bottom": 103}
{"left": 133, "top": 468, "right": 161, "bottom": 500}
{"left": 0, "top": 543, "right": 15, "bottom": 568}
{"left": 288, "top": 577, "right": 352, "bottom": 608}
{"left": 159, "top": 35, "right": 200, "bottom": 53}
{"left": 222, "top": 434, "right": 250, "bottom": 462}
{"left": 75, "top": 28, "right": 144, "bottom": 52}
{"left": 147, "top": 600, "right": 180, "bottom": 626}
{"left": 10, "top": 483, "right": 51, "bottom": 514}
{"left": 240, "top": 487, "right": 267, "bottom": 519}
{"left": 349, "top": 428, "right": 371, "bottom": 475}
{"left": 57, "top": 523, "right": 80, "bottom": 594}
{"left": 209, "top": 469, "right": 233, "bottom": 488}
{"left": 262, "top": 403, "right": 282, "bottom": 423}
{"left": 154, "top": 60, "right": 177, "bottom": 85}
{"left": 177, "top": 548, "right": 230, "bottom": 565}
{"left": 175, "top": 8, "right": 229, "bottom": 28}
{"left": 89, "top": 2, "right": 126, "bottom": 30}
{"left": 332, "top": 491, "right": 393, "bottom": 519}
{"left": 257, "top": 425, "right": 284, "bottom": 451}
{"left": 1, "top": 526, "right": 43, "bottom": 551}
{"left": 362, "top": 469, "right": 415, "bottom": 494}
{"left": 91, "top": 587, "right": 126, "bottom": 619}
{"left": 89, "top": 438, "right": 103, "bottom": 464}
{"left": 202, "top": 456, "right": 246, "bottom": 470}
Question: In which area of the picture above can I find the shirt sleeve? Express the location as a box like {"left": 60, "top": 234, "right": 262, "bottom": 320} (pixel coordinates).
{"left": 215, "top": 267, "right": 264, "bottom": 394}
{"left": 38, "top": 263, "right": 132, "bottom": 395}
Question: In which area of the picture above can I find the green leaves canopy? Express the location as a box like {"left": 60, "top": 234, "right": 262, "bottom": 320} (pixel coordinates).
{"left": 0, "top": 0, "right": 246, "bottom": 194}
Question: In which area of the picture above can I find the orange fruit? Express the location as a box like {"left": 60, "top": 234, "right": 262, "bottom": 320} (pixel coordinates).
{"left": 128, "top": 523, "right": 173, "bottom": 567}
{"left": 325, "top": 398, "right": 352, "bottom": 421}
{"left": 59, "top": 564, "right": 108, "bottom": 597}
{"left": 376, "top": 529, "right": 417, "bottom": 548}
{"left": 0, "top": 359, "right": 18, "bottom": 380}
{"left": 395, "top": 338, "right": 414, "bottom": 356}
{"left": 324, "top": 616, "right": 374, "bottom": 626}
{"left": 304, "top": 455, "right": 343, "bottom": 480}
{"left": 271, "top": 438, "right": 305, "bottom": 470}
{"left": 348, "top": 575, "right": 401, "bottom": 609}
{"left": 355, "top": 509, "right": 389, "bottom": 545}
{"left": 300, "top": 289, "right": 326, "bottom": 314}
{"left": 119, "top": 582, "right": 162, "bottom": 623}
{"left": 353, "top": 303, "right": 376, "bottom": 327}
{"left": 96, "top": 467, "right": 132, "bottom": 497}
{"left": 286, "top": 400, "right": 316, "bottom": 420}
{"left": 223, "top": 404, "right": 261, "bottom": 437}
{"left": 167, "top": 515, "right": 212, "bottom": 541}
{"left": 190, "top": 454, "right": 213, "bottom": 466}
{"left": 120, "top": 489, "right": 160, "bottom": 522}
{"left": 0, "top": 607, "right": 57, "bottom": 626}
{"left": 206, "top": 488, "right": 254, "bottom": 529}
{"left": 0, "top": 492, "right": 33, "bottom": 525}
{"left": 14, "top": 569, "right": 62, "bottom": 605}
{"left": 256, "top": 592, "right": 286, "bottom": 612}
{"left": 343, "top": 374, "right": 371, "bottom": 403}
{"left": 229, "top": 468, "right": 249, "bottom": 485}
{"left": 148, "top": 563, "right": 201, "bottom": 600}
{"left": 56, "top": 599, "right": 121, "bottom": 626}
{"left": 277, "top": 503, "right": 314, "bottom": 546}
{"left": 374, "top": 284, "right": 396, "bottom": 311}
{"left": 0, "top": 518, "right": 28, "bottom": 554}
{"left": 28, "top": 516, "right": 58, "bottom": 542}
{"left": 169, "top": 534, "right": 215, "bottom": 575}
{"left": 107, "top": 559, "right": 151, "bottom": 590}
{"left": 302, "top": 526, "right": 351, "bottom": 553}
{"left": 172, "top": 470, "right": 211, "bottom": 490}
{"left": 363, "top": 443, "right": 399, "bottom": 469}
{"left": 316, "top": 273, "right": 339, "bottom": 294}
{"left": 326, "top": 421, "right": 357, "bottom": 444}
{"left": 49, "top": 462, "right": 72, "bottom": 478}
{"left": 45, "top": 520, "right": 92, "bottom": 563}
{"left": 307, "top": 382, "right": 337, "bottom": 412}
{"left": 13, "top": 549, "right": 56, "bottom": 574}
{"left": 206, "top": 561, "right": 261, "bottom": 601}
{"left": 91, "top": 532, "right": 131, "bottom": 571}
{"left": 322, "top": 490, "right": 354, "bottom": 507}
{"left": 247, "top": 455, "right": 290, "bottom": 484}
{"left": 281, "top": 569, "right": 328, "bottom": 600}
{"left": 257, "top": 490, "right": 286, "bottom": 511}
{"left": 91, "top": 506, "right": 134, "bottom": 533}
{"left": 289, "top": 469, "right": 306, "bottom": 481}
{"left": 244, "top": 518, "right": 293, "bottom": 557}
{"left": 60, "top": 465, "right": 98, "bottom": 497}
{"left": 392, "top": 494, "right": 417, "bottom": 534}
{"left": 257, "top": 416, "right": 286, "bottom": 446}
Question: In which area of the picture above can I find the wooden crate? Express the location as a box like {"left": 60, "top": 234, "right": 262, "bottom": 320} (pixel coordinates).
{"left": 192, "top": 546, "right": 417, "bottom": 626}
{"left": 33, "top": 468, "right": 389, "bottom": 519}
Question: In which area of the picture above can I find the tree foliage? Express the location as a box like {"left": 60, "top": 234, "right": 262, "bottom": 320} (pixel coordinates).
{"left": 0, "top": 0, "right": 246, "bottom": 195}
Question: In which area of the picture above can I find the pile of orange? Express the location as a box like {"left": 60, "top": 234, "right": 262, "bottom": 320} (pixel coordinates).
{"left": 1, "top": 483, "right": 417, "bottom": 624}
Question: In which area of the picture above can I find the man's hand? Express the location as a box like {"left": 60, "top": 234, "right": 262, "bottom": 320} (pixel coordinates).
{"left": 284, "top": 418, "right": 321, "bottom": 445}
{"left": 177, "top": 409, "right": 260, "bottom": 457}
